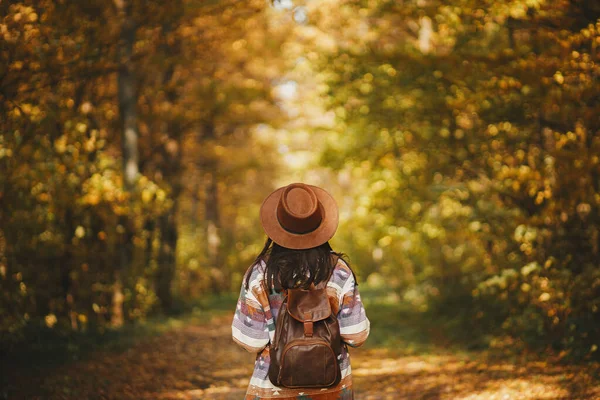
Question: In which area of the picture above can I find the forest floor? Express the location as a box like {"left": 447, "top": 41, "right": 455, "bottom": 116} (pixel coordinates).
{"left": 3, "top": 295, "right": 600, "bottom": 400}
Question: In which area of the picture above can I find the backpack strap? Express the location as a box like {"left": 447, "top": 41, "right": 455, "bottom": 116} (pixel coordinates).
{"left": 303, "top": 312, "right": 314, "bottom": 337}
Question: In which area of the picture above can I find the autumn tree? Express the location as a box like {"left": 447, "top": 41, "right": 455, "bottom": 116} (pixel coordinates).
{"left": 0, "top": 0, "right": 290, "bottom": 342}
{"left": 302, "top": 0, "right": 600, "bottom": 358}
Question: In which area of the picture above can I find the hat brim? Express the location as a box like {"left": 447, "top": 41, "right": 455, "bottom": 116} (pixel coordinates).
{"left": 260, "top": 184, "right": 339, "bottom": 250}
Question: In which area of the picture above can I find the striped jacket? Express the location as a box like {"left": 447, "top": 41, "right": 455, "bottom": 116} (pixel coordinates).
{"left": 232, "top": 256, "right": 370, "bottom": 399}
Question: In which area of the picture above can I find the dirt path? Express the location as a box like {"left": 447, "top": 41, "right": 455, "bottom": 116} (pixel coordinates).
{"left": 6, "top": 314, "right": 600, "bottom": 399}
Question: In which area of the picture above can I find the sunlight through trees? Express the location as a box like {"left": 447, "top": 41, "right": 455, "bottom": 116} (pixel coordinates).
{"left": 2, "top": 0, "right": 600, "bottom": 366}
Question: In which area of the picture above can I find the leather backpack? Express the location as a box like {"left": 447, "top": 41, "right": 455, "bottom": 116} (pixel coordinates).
{"left": 268, "top": 266, "right": 342, "bottom": 389}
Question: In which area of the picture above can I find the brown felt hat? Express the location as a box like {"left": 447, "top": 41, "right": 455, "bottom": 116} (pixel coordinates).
{"left": 260, "top": 182, "right": 339, "bottom": 249}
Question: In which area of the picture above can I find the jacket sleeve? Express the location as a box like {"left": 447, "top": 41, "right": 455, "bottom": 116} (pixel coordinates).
{"left": 337, "top": 270, "right": 370, "bottom": 348}
{"left": 231, "top": 266, "right": 270, "bottom": 353}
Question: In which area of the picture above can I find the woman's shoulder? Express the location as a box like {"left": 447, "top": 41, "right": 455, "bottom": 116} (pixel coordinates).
{"left": 244, "top": 260, "right": 267, "bottom": 290}
{"left": 328, "top": 255, "right": 355, "bottom": 287}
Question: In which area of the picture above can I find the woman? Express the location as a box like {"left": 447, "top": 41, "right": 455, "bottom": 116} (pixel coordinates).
{"left": 232, "top": 182, "right": 370, "bottom": 399}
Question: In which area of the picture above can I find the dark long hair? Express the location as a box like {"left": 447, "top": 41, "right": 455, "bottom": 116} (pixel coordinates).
{"left": 244, "top": 237, "right": 357, "bottom": 292}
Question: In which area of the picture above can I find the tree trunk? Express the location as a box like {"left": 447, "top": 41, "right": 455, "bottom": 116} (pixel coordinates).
{"left": 116, "top": 0, "right": 139, "bottom": 190}
{"left": 199, "top": 122, "right": 223, "bottom": 293}
{"left": 418, "top": 16, "right": 432, "bottom": 54}
{"left": 144, "top": 219, "right": 155, "bottom": 267}
{"left": 157, "top": 206, "right": 177, "bottom": 312}
{"left": 152, "top": 15, "right": 184, "bottom": 312}
{"left": 205, "top": 164, "right": 223, "bottom": 294}
{"left": 62, "top": 207, "right": 77, "bottom": 330}
{"left": 112, "top": 0, "right": 138, "bottom": 328}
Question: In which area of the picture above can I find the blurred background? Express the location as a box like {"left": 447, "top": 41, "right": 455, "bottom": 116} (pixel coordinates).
{"left": 2, "top": 0, "right": 600, "bottom": 379}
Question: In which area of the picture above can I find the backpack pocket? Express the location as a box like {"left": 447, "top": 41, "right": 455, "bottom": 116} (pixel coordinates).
{"left": 278, "top": 338, "right": 338, "bottom": 388}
